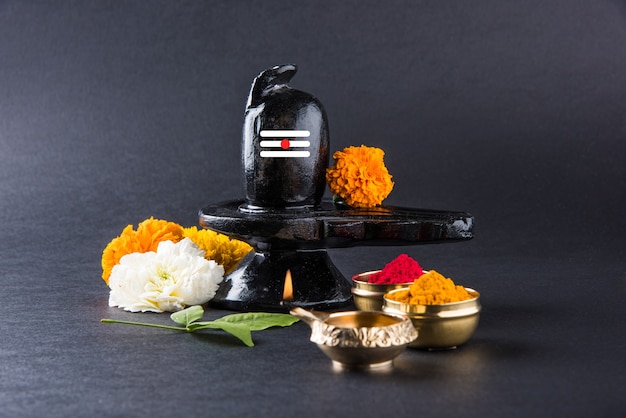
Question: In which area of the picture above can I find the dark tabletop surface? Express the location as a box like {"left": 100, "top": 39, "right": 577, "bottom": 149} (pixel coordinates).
{"left": 1, "top": 1, "right": 625, "bottom": 417}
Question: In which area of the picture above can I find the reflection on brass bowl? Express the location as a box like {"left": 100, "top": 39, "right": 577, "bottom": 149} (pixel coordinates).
{"left": 290, "top": 307, "right": 417, "bottom": 369}
{"left": 351, "top": 270, "right": 414, "bottom": 311}
{"left": 383, "top": 288, "right": 481, "bottom": 350}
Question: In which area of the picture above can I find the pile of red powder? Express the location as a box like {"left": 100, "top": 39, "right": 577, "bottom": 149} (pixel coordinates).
{"left": 368, "top": 254, "right": 424, "bottom": 284}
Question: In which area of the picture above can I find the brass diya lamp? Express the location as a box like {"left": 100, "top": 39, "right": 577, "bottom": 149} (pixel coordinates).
{"left": 290, "top": 307, "right": 417, "bottom": 369}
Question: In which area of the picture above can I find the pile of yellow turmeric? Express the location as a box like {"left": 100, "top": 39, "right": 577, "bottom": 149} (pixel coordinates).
{"left": 386, "top": 270, "right": 473, "bottom": 304}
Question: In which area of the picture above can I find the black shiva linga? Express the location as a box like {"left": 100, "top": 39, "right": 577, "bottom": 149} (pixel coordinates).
{"left": 199, "top": 64, "right": 473, "bottom": 312}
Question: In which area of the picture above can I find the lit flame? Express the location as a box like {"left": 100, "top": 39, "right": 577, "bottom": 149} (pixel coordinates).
{"left": 283, "top": 269, "right": 293, "bottom": 301}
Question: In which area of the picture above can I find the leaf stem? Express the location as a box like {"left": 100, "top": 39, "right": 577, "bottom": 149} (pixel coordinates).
{"left": 101, "top": 318, "right": 187, "bottom": 331}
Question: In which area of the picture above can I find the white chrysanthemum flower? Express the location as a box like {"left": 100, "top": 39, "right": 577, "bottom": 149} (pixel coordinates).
{"left": 108, "top": 238, "right": 225, "bottom": 313}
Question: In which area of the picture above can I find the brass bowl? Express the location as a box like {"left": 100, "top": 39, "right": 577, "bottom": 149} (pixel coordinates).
{"left": 351, "top": 270, "right": 414, "bottom": 311}
{"left": 290, "top": 307, "right": 418, "bottom": 369}
{"left": 383, "top": 288, "right": 481, "bottom": 350}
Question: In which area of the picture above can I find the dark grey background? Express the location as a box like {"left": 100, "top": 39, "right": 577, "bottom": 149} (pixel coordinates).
{"left": 1, "top": 1, "right": 624, "bottom": 417}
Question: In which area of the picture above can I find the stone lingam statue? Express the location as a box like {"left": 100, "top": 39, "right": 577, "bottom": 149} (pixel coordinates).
{"left": 242, "top": 64, "right": 329, "bottom": 210}
{"left": 199, "top": 64, "right": 473, "bottom": 312}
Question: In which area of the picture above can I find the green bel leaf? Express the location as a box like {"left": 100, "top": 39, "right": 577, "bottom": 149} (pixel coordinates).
{"left": 170, "top": 305, "right": 205, "bottom": 327}
{"left": 188, "top": 322, "right": 255, "bottom": 347}
{"left": 102, "top": 310, "right": 299, "bottom": 348}
{"left": 211, "top": 312, "right": 300, "bottom": 331}
{"left": 187, "top": 313, "right": 299, "bottom": 346}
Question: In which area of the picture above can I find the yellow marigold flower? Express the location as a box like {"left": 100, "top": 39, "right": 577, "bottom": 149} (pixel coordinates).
{"left": 325, "top": 145, "right": 394, "bottom": 208}
{"left": 101, "top": 217, "right": 184, "bottom": 285}
{"left": 183, "top": 227, "right": 253, "bottom": 275}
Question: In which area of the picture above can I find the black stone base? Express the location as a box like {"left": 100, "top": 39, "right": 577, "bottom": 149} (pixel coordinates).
{"left": 201, "top": 199, "right": 473, "bottom": 312}
{"left": 210, "top": 249, "right": 353, "bottom": 312}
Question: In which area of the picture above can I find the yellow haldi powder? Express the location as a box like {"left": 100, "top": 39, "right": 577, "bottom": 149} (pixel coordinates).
{"left": 386, "top": 270, "right": 473, "bottom": 304}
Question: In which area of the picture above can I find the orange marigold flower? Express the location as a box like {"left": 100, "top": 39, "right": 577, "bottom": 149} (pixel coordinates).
{"left": 183, "top": 227, "right": 253, "bottom": 275}
{"left": 325, "top": 145, "right": 394, "bottom": 208}
{"left": 101, "top": 217, "right": 184, "bottom": 285}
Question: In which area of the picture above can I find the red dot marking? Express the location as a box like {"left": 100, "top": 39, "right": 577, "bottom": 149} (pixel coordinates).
{"left": 281, "top": 139, "right": 290, "bottom": 149}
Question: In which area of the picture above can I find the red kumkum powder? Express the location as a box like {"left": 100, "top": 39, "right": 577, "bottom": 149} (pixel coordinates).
{"left": 368, "top": 254, "right": 424, "bottom": 284}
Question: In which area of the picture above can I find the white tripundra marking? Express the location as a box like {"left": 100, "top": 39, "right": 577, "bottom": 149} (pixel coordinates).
{"left": 260, "top": 130, "right": 310, "bottom": 137}
{"left": 259, "top": 130, "right": 312, "bottom": 158}
{"left": 260, "top": 140, "right": 311, "bottom": 148}
{"left": 260, "top": 150, "right": 311, "bottom": 158}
